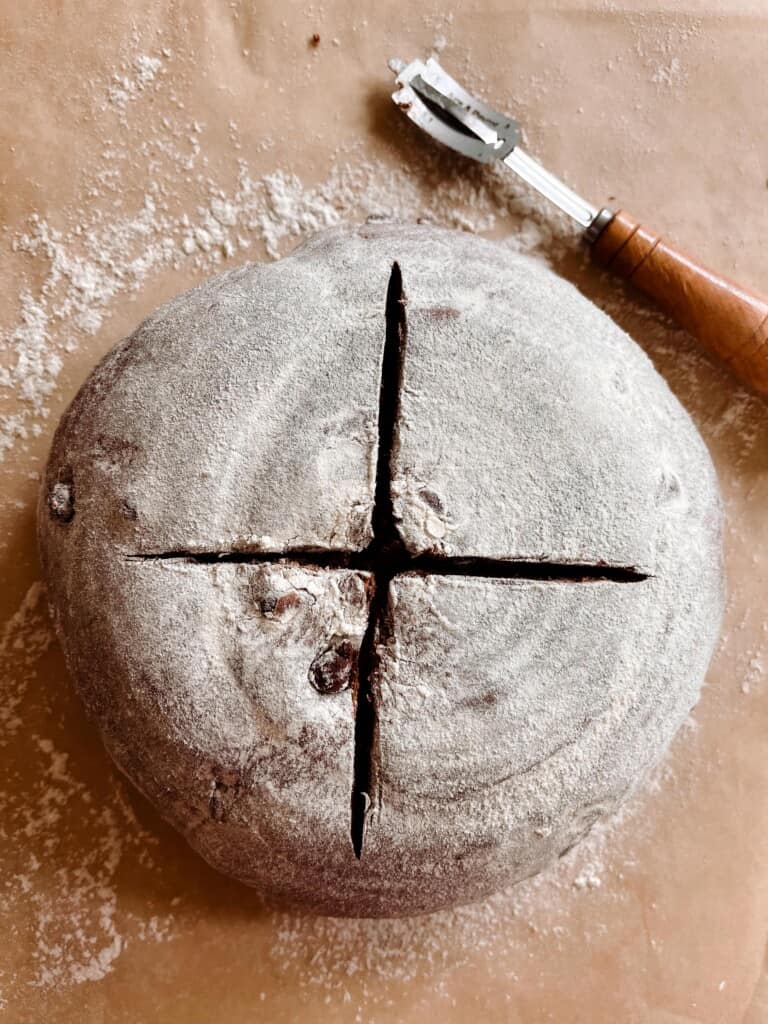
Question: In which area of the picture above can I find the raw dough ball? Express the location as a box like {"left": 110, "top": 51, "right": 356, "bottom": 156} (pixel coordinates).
{"left": 38, "top": 221, "right": 724, "bottom": 918}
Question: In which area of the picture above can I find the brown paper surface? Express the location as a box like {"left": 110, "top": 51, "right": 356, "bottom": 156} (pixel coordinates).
{"left": 1, "top": 2, "right": 767, "bottom": 1021}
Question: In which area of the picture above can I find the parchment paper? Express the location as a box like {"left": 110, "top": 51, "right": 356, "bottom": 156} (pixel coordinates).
{"left": 1, "top": 2, "right": 767, "bottom": 1021}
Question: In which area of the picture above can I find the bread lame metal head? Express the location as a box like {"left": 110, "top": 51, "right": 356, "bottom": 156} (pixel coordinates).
{"left": 388, "top": 56, "right": 613, "bottom": 241}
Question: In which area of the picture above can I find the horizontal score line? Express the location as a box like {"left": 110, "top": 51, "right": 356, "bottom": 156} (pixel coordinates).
{"left": 125, "top": 549, "right": 651, "bottom": 583}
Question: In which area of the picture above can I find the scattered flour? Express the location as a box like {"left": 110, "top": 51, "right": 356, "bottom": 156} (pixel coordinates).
{"left": 266, "top": 800, "right": 644, "bottom": 998}
{"left": 0, "top": 582, "right": 51, "bottom": 743}
{"left": 628, "top": 11, "right": 699, "bottom": 90}
{"left": 0, "top": 585, "right": 178, "bottom": 1000}
{"left": 108, "top": 53, "right": 166, "bottom": 111}
{"left": 650, "top": 56, "right": 685, "bottom": 89}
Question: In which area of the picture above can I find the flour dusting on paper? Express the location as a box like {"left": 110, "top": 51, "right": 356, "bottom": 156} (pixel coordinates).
{"left": 267, "top": 799, "right": 645, "bottom": 997}
{"left": 0, "top": 584, "right": 177, "bottom": 997}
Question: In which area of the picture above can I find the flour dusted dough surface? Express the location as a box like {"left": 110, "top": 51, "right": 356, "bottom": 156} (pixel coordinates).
{"left": 38, "top": 221, "right": 724, "bottom": 917}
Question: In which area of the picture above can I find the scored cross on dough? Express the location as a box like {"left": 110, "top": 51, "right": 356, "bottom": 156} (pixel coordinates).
{"left": 129, "top": 260, "right": 649, "bottom": 860}
{"left": 40, "top": 222, "right": 722, "bottom": 916}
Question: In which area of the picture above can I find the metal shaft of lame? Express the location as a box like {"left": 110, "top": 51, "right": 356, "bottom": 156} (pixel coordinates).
{"left": 503, "top": 148, "right": 598, "bottom": 228}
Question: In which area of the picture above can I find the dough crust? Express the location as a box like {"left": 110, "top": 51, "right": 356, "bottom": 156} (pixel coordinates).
{"left": 39, "top": 222, "right": 724, "bottom": 917}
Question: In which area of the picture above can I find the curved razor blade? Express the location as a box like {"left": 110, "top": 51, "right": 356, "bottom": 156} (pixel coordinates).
{"left": 389, "top": 56, "right": 599, "bottom": 227}
{"left": 390, "top": 57, "right": 520, "bottom": 164}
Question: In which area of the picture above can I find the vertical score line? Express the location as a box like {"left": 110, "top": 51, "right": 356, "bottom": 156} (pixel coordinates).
{"left": 350, "top": 262, "right": 408, "bottom": 860}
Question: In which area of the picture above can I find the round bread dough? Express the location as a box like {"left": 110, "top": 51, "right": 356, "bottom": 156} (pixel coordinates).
{"left": 38, "top": 220, "right": 724, "bottom": 918}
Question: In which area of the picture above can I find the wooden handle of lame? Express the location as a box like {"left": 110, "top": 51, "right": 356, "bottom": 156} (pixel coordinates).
{"left": 591, "top": 210, "right": 768, "bottom": 396}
